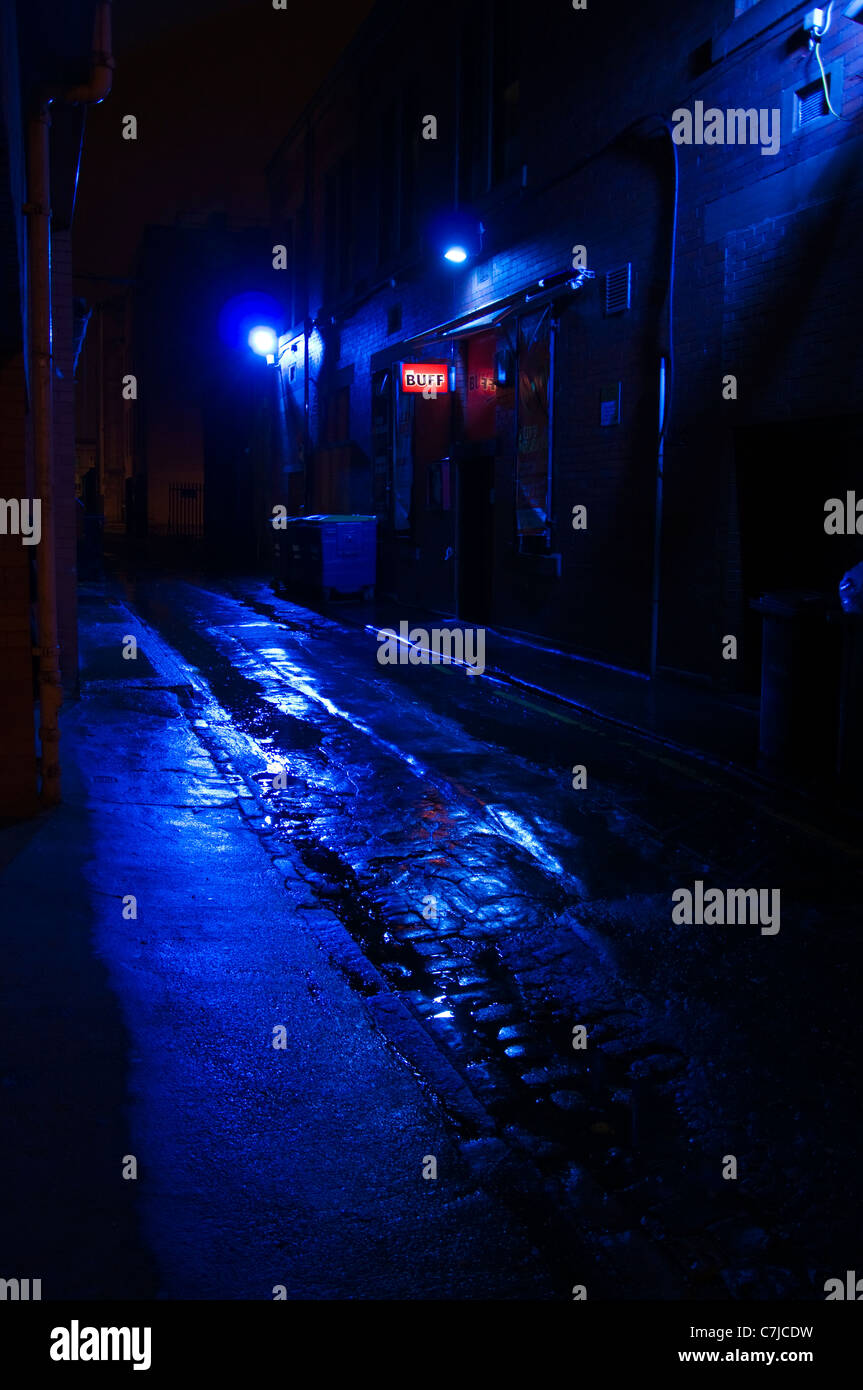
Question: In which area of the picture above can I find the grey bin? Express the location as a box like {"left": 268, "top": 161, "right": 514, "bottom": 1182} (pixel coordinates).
{"left": 274, "top": 514, "right": 377, "bottom": 600}
{"left": 750, "top": 591, "right": 842, "bottom": 773}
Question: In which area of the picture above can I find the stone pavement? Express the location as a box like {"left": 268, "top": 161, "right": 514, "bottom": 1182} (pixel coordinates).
{"left": 0, "top": 585, "right": 555, "bottom": 1299}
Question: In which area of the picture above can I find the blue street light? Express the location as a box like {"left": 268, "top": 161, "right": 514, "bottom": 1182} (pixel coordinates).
{"left": 219, "top": 294, "right": 282, "bottom": 357}
{"left": 432, "top": 211, "right": 483, "bottom": 267}
{"left": 249, "top": 325, "right": 278, "bottom": 357}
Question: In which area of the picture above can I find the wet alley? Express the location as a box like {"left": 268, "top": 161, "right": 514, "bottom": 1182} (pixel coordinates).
{"left": 3, "top": 574, "right": 860, "bottom": 1300}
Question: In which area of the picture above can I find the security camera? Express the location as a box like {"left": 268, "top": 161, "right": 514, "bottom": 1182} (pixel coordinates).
{"left": 845, "top": 0, "right": 863, "bottom": 22}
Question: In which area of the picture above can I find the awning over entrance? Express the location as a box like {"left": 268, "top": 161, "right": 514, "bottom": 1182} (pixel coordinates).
{"left": 402, "top": 266, "right": 594, "bottom": 352}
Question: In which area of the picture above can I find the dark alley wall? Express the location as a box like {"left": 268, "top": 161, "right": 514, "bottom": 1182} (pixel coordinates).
{"left": 0, "top": 3, "right": 37, "bottom": 815}
{"left": 265, "top": 0, "right": 863, "bottom": 681}
{"left": 1, "top": 0, "right": 94, "bottom": 816}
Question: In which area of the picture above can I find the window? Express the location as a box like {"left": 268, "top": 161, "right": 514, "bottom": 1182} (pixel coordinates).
{"left": 377, "top": 97, "right": 417, "bottom": 267}
{"left": 378, "top": 105, "right": 397, "bottom": 265}
{"left": 459, "top": 4, "right": 492, "bottom": 202}
{"left": 459, "top": 0, "right": 521, "bottom": 200}
{"left": 492, "top": 0, "right": 520, "bottom": 185}
{"left": 294, "top": 204, "right": 309, "bottom": 323}
{"left": 324, "top": 155, "right": 354, "bottom": 301}
{"left": 324, "top": 169, "right": 338, "bottom": 299}
{"left": 339, "top": 155, "right": 353, "bottom": 290}
{"left": 515, "top": 311, "right": 553, "bottom": 552}
{"left": 399, "top": 125, "right": 417, "bottom": 254}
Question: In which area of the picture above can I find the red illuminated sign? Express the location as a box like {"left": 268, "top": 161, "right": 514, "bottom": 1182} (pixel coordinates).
{"left": 401, "top": 363, "right": 449, "bottom": 394}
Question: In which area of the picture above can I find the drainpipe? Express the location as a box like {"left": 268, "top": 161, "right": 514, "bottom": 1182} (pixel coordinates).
{"left": 27, "top": 105, "right": 61, "bottom": 803}
{"left": 649, "top": 356, "right": 666, "bottom": 678}
{"left": 26, "top": 2, "right": 114, "bottom": 806}
{"left": 649, "top": 121, "right": 678, "bottom": 680}
{"left": 98, "top": 299, "right": 105, "bottom": 503}
{"left": 302, "top": 112, "right": 312, "bottom": 513}
{"left": 303, "top": 317, "right": 310, "bottom": 512}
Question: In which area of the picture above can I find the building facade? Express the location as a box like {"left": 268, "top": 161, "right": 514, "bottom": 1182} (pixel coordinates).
{"left": 1, "top": 0, "right": 104, "bottom": 818}
{"left": 265, "top": 0, "right": 863, "bottom": 688}
{"left": 127, "top": 214, "right": 278, "bottom": 566}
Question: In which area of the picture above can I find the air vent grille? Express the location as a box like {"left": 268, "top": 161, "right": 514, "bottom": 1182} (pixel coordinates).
{"left": 605, "top": 263, "right": 632, "bottom": 316}
{"left": 796, "top": 78, "right": 829, "bottom": 127}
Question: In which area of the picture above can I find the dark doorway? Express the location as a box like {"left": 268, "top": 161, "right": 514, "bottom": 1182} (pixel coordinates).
{"left": 735, "top": 415, "right": 863, "bottom": 692}
{"left": 457, "top": 451, "right": 494, "bottom": 623}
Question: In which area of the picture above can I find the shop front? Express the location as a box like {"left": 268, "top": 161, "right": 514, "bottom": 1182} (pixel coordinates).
{"left": 371, "top": 271, "right": 582, "bottom": 624}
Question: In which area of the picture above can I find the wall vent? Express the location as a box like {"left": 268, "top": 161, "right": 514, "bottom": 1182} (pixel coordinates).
{"left": 796, "top": 77, "right": 830, "bottom": 128}
{"left": 605, "top": 263, "right": 632, "bottom": 316}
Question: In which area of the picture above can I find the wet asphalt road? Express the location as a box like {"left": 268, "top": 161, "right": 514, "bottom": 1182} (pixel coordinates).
{"left": 110, "top": 572, "right": 863, "bottom": 1299}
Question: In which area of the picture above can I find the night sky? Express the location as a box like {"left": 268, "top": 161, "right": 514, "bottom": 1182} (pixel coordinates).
{"left": 73, "top": 0, "right": 376, "bottom": 276}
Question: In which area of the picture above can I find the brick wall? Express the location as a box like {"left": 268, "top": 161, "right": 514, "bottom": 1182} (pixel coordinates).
{"left": 0, "top": 4, "right": 38, "bottom": 817}
{"left": 0, "top": 352, "right": 38, "bottom": 818}
{"left": 267, "top": 0, "right": 863, "bottom": 680}
{"left": 53, "top": 227, "right": 78, "bottom": 692}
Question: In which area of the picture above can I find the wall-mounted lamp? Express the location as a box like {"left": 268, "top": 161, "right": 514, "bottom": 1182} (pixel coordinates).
{"left": 249, "top": 326, "right": 278, "bottom": 356}
{"left": 432, "top": 211, "right": 484, "bottom": 268}
{"left": 248, "top": 325, "right": 278, "bottom": 364}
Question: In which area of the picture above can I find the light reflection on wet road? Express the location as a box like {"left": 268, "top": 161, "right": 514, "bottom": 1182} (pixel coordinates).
{"left": 117, "top": 573, "right": 863, "bottom": 1299}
